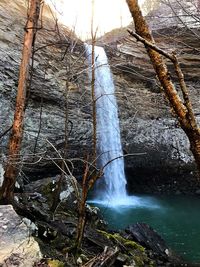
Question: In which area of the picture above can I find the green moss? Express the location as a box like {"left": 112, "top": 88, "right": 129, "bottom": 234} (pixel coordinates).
{"left": 97, "top": 230, "right": 155, "bottom": 267}
{"left": 97, "top": 230, "right": 144, "bottom": 252}
{"left": 42, "top": 182, "right": 56, "bottom": 197}
{"left": 124, "top": 240, "right": 145, "bottom": 252}
{"left": 47, "top": 259, "right": 65, "bottom": 267}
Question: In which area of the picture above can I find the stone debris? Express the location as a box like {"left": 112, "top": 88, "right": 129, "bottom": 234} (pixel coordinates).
{"left": 0, "top": 205, "right": 42, "bottom": 267}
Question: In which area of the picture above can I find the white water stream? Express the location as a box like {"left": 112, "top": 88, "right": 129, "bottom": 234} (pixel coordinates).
{"left": 85, "top": 44, "right": 129, "bottom": 205}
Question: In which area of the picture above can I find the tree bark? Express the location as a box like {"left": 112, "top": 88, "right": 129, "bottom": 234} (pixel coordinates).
{"left": 91, "top": 0, "right": 97, "bottom": 164}
{"left": 126, "top": 0, "right": 200, "bottom": 175}
{"left": 0, "top": 0, "right": 41, "bottom": 204}
{"left": 75, "top": 157, "right": 89, "bottom": 251}
{"left": 186, "top": 129, "right": 200, "bottom": 173}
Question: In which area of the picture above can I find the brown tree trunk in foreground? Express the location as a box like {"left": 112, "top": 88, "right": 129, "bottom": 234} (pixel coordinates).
{"left": 126, "top": 0, "right": 200, "bottom": 175}
{"left": 75, "top": 158, "right": 89, "bottom": 252}
{"left": 0, "top": 0, "right": 41, "bottom": 204}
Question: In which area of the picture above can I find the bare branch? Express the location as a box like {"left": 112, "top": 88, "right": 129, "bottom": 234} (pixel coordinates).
{"left": 127, "top": 29, "right": 174, "bottom": 61}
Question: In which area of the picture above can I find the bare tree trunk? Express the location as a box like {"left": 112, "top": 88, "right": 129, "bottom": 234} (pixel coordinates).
{"left": 91, "top": 38, "right": 97, "bottom": 163}
{"left": 91, "top": 0, "right": 97, "bottom": 164}
{"left": 75, "top": 157, "right": 89, "bottom": 252}
{"left": 126, "top": 0, "right": 200, "bottom": 175}
{"left": 0, "top": 0, "right": 41, "bottom": 204}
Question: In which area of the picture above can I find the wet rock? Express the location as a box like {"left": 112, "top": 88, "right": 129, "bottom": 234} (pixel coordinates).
{"left": 195, "top": 189, "right": 200, "bottom": 195}
{"left": 123, "top": 223, "right": 184, "bottom": 266}
{"left": 0, "top": 205, "right": 42, "bottom": 267}
{"left": 125, "top": 223, "right": 171, "bottom": 257}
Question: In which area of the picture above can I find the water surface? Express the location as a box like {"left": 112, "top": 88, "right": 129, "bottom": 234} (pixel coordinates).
{"left": 90, "top": 195, "right": 200, "bottom": 263}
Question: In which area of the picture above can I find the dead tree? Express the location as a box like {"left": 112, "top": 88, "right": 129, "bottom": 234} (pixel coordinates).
{"left": 126, "top": 0, "right": 200, "bottom": 175}
{"left": 0, "top": 0, "right": 41, "bottom": 204}
{"left": 91, "top": 0, "right": 98, "bottom": 164}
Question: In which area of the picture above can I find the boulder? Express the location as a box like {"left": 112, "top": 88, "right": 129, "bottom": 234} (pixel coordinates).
{"left": 125, "top": 223, "right": 172, "bottom": 258}
{"left": 123, "top": 223, "right": 183, "bottom": 266}
{"left": 0, "top": 205, "right": 42, "bottom": 267}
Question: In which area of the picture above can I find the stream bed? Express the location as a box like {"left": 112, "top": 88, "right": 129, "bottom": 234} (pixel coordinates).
{"left": 90, "top": 195, "right": 200, "bottom": 263}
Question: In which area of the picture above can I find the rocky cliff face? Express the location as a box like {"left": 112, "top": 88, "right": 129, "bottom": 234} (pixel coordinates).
{"left": 96, "top": 1, "right": 200, "bottom": 193}
{"left": 148, "top": 0, "right": 200, "bottom": 30}
{"left": 0, "top": 0, "right": 200, "bottom": 193}
{"left": 0, "top": 0, "right": 92, "bottom": 178}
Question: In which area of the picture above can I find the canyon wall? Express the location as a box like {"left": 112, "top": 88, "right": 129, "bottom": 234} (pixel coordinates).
{"left": 0, "top": 0, "right": 200, "bottom": 193}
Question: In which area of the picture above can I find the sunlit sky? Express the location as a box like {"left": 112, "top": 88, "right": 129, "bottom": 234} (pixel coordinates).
{"left": 46, "top": 0, "right": 145, "bottom": 39}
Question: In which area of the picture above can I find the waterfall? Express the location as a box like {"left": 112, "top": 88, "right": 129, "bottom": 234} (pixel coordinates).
{"left": 85, "top": 44, "right": 128, "bottom": 204}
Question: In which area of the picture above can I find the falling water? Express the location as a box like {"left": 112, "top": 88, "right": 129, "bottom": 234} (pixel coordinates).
{"left": 85, "top": 44, "right": 128, "bottom": 204}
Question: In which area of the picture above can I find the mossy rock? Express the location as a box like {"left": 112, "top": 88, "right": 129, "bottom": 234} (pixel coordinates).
{"left": 97, "top": 230, "right": 155, "bottom": 267}
{"left": 97, "top": 230, "right": 144, "bottom": 252}
{"left": 41, "top": 181, "right": 56, "bottom": 202}
{"left": 47, "top": 259, "right": 65, "bottom": 267}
